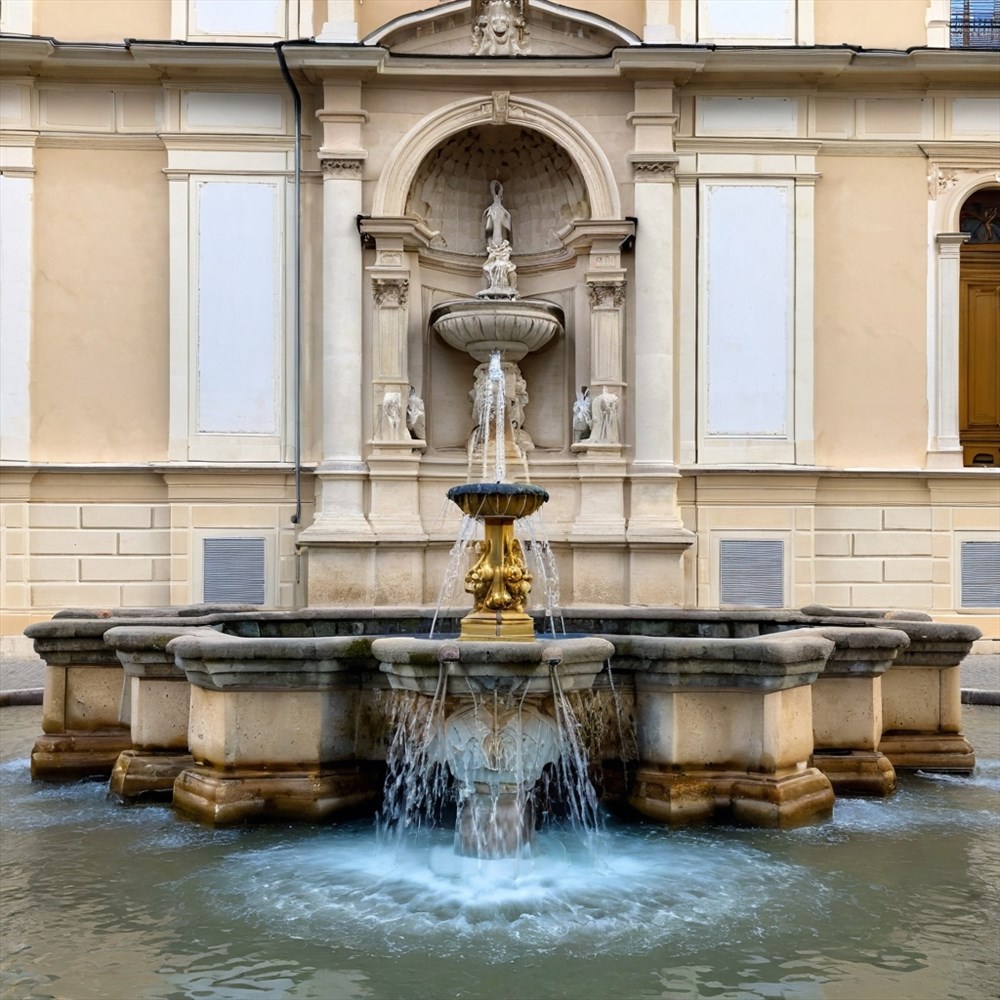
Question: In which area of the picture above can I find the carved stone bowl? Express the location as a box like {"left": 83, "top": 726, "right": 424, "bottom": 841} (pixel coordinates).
{"left": 430, "top": 298, "right": 563, "bottom": 362}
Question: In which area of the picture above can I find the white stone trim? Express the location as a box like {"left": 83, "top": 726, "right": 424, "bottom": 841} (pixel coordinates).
{"left": 926, "top": 0, "right": 951, "bottom": 49}
{"left": 167, "top": 170, "right": 292, "bottom": 463}
{"left": 925, "top": 163, "right": 1000, "bottom": 468}
{"left": 0, "top": 173, "right": 33, "bottom": 461}
{"left": 681, "top": 0, "right": 813, "bottom": 45}
{"left": 0, "top": 0, "right": 32, "bottom": 34}
{"left": 371, "top": 94, "right": 621, "bottom": 222}
{"left": 172, "top": 0, "right": 299, "bottom": 41}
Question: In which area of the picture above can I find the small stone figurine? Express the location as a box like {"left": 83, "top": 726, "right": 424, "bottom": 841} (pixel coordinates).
{"left": 572, "top": 386, "right": 592, "bottom": 443}
{"left": 406, "top": 386, "right": 426, "bottom": 441}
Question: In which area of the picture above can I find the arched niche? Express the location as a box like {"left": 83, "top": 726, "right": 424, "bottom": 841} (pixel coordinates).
{"left": 405, "top": 123, "right": 590, "bottom": 257}
{"left": 371, "top": 93, "right": 621, "bottom": 226}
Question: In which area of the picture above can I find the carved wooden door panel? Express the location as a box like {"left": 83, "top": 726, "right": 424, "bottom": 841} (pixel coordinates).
{"left": 959, "top": 244, "right": 1000, "bottom": 466}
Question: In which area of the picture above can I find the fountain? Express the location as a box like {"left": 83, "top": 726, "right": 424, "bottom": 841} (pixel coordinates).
{"left": 20, "top": 184, "right": 982, "bottom": 846}
{"left": 374, "top": 195, "right": 613, "bottom": 857}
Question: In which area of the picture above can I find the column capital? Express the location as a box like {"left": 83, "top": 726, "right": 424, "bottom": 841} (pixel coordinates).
{"left": 628, "top": 153, "right": 679, "bottom": 183}
{"left": 320, "top": 155, "right": 366, "bottom": 180}
{"left": 936, "top": 232, "right": 971, "bottom": 256}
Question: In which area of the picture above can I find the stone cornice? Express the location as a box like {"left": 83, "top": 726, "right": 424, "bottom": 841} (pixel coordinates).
{"left": 2, "top": 34, "right": 996, "bottom": 88}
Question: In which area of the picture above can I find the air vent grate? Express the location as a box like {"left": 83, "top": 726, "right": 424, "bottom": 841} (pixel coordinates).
{"left": 719, "top": 538, "right": 785, "bottom": 607}
{"left": 960, "top": 540, "right": 1000, "bottom": 607}
{"left": 203, "top": 536, "right": 266, "bottom": 605}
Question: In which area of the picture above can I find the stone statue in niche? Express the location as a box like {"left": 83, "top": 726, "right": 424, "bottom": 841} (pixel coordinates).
{"left": 380, "top": 390, "right": 402, "bottom": 439}
{"left": 468, "top": 360, "right": 534, "bottom": 460}
{"left": 471, "top": 0, "right": 529, "bottom": 56}
{"left": 406, "top": 386, "right": 426, "bottom": 441}
{"left": 590, "top": 388, "right": 620, "bottom": 446}
{"left": 572, "top": 386, "right": 592, "bottom": 443}
{"left": 482, "top": 179, "right": 512, "bottom": 249}
{"left": 478, "top": 241, "right": 518, "bottom": 300}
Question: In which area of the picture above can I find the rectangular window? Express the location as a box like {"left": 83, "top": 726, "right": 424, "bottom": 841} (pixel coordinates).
{"left": 195, "top": 180, "right": 280, "bottom": 437}
{"left": 698, "top": 181, "right": 795, "bottom": 462}
{"left": 699, "top": 0, "right": 795, "bottom": 43}
{"left": 950, "top": 0, "right": 1000, "bottom": 49}
{"left": 188, "top": 0, "right": 285, "bottom": 37}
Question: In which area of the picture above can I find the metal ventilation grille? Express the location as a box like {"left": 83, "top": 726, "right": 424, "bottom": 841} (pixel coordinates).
{"left": 203, "top": 536, "right": 266, "bottom": 605}
{"left": 961, "top": 540, "right": 1000, "bottom": 607}
{"left": 719, "top": 539, "right": 785, "bottom": 607}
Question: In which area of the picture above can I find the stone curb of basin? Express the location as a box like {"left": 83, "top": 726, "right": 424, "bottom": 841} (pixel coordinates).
{"left": 3, "top": 660, "right": 999, "bottom": 706}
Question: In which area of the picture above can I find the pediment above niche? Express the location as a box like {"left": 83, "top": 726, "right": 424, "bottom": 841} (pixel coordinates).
{"left": 364, "top": 0, "right": 640, "bottom": 58}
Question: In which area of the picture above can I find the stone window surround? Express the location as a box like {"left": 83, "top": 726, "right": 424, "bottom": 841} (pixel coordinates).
{"left": 170, "top": 0, "right": 311, "bottom": 43}
{"left": 676, "top": 145, "right": 820, "bottom": 466}
{"left": 925, "top": 156, "right": 1000, "bottom": 469}
{"left": 679, "top": 0, "right": 815, "bottom": 46}
{"left": 165, "top": 146, "right": 295, "bottom": 464}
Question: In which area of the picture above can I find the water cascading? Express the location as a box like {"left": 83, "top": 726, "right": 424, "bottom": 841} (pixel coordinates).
{"left": 373, "top": 181, "right": 611, "bottom": 859}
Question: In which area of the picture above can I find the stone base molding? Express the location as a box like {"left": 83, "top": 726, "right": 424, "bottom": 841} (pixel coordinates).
{"left": 628, "top": 766, "right": 835, "bottom": 829}
{"left": 172, "top": 763, "right": 383, "bottom": 825}
{"left": 811, "top": 750, "right": 897, "bottom": 798}
{"left": 30, "top": 730, "right": 133, "bottom": 782}
{"left": 877, "top": 732, "right": 976, "bottom": 773}
{"left": 109, "top": 750, "right": 194, "bottom": 803}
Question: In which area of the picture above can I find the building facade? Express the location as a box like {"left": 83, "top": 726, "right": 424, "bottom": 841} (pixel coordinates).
{"left": 1, "top": 0, "right": 998, "bottom": 652}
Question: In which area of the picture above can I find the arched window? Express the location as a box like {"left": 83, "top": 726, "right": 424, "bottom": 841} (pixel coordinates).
{"left": 958, "top": 188, "right": 1000, "bottom": 466}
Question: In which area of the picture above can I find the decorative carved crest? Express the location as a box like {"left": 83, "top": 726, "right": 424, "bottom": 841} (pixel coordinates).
{"left": 471, "top": 0, "right": 530, "bottom": 56}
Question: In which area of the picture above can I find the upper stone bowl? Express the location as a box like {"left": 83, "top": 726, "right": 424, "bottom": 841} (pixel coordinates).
{"left": 447, "top": 482, "right": 549, "bottom": 520}
{"left": 430, "top": 298, "right": 564, "bottom": 362}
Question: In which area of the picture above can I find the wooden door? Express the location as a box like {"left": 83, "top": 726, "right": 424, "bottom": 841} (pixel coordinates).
{"left": 959, "top": 244, "right": 1000, "bottom": 466}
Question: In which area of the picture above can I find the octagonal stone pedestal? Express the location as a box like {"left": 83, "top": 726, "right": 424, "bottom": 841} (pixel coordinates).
{"left": 807, "top": 626, "right": 910, "bottom": 797}
{"left": 104, "top": 625, "right": 205, "bottom": 802}
{"left": 26, "top": 618, "right": 133, "bottom": 781}
{"left": 169, "top": 631, "right": 383, "bottom": 825}
{"left": 614, "top": 632, "right": 836, "bottom": 828}
{"left": 800, "top": 607, "right": 979, "bottom": 773}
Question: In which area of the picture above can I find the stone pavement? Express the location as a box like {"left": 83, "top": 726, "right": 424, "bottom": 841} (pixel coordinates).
{"left": 2, "top": 651, "right": 997, "bottom": 707}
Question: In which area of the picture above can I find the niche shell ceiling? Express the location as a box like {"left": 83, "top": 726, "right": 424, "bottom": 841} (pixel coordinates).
{"left": 405, "top": 124, "right": 591, "bottom": 257}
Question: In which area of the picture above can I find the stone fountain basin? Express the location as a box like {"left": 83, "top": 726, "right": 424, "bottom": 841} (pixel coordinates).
{"left": 447, "top": 482, "right": 549, "bottom": 519}
{"left": 372, "top": 636, "right": 614, "bottom": 696}
{"left": 430, "top": 298, "right": 564, "bottom": 362}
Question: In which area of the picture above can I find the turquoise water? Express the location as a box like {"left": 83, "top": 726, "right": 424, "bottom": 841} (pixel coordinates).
{"left": 1, "top": 705, "right": 998, "bottom": 1000}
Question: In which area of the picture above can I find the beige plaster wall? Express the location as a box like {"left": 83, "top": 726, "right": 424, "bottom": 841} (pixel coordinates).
{"left": 569, "top": 0, "right": 644, "bottom": 36}
{"left": 814, "top": 0, "right": 927, "bottom": 48}
{"left": 813, "top": 155, "right": 928, "bottom": 468}
{"left": 33, "top": 0, "right": 170, "bottom": 42}
{"left": 32, "top": 147, "right": 169, "bottom": 463}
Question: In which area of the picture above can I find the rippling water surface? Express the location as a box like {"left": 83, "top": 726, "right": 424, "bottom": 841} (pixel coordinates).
{"left": 1, "top": 705, "right": 998, "bottom": 1000}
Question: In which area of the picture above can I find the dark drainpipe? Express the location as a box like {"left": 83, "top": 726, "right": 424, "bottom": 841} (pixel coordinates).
{"left": 275, "top": 40, "right": 303, "bottom": 526}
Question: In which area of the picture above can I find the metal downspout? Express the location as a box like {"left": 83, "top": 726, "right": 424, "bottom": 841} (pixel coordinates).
{"left": 275, "top": 40, "right": 303, "bottom": 526}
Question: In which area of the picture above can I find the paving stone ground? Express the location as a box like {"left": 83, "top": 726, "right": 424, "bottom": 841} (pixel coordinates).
{"left": 2, "top": 652, "right": 997, "bottom": 704}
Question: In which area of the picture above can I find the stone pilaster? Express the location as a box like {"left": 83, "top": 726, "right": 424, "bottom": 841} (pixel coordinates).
{"left": 927, "top": 233, "right": 970, "bottom": 468}
{"left": 299, "top": 89, "right": 373, "bottom": 551}
{"left": 624, "top": 90, "right": 693, "bottom": 597}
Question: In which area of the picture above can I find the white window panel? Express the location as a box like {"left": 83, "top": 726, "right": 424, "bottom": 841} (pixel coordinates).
{"left": 699, "top": 0, "right": 796, "bottom": 43}
{"left": 0, "top": 174, "right": 32, "bottom": 461}
{"left": 698, "top": 180, "right": 795, "bottom": 463}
